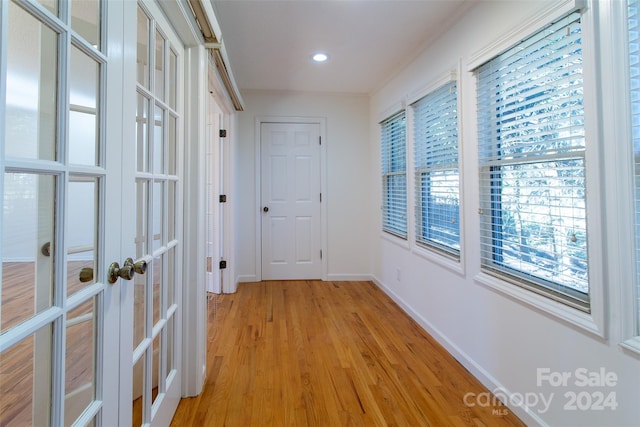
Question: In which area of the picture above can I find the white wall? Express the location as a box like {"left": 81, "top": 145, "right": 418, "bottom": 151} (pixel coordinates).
{"left": 234, "top": 91, "right": 371, "bottom": 282}
{"left": 369, "top": 1, "right": 640, "bottom": 426}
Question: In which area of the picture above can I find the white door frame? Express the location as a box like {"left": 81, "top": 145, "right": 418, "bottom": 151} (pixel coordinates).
{"left": 207, "top": 56, "right": 236, "bottom": 294}
{"left": 205, "top": 82, "right": 234, "bottom": 294}
{"left": 154, "top": 0, "right": 218, "bottom": 403}
{"left": 205, "top": 98, "right": 221, "bottom": 294}
{"left": 254, "top": 116, "right": 328, "bottom": 282}
{"left": 149, "top": 0, "right": 241, "bottom": 400}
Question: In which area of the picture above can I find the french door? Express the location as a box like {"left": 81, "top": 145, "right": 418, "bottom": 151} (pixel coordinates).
{"left": 0, "top": 0, "right": 124, "bottom": 425}
{"left": 0, "top": 0, "right": 183, "bottom": 426}
{"left": 127, "top": 1, "right": 183, "bottom": 425}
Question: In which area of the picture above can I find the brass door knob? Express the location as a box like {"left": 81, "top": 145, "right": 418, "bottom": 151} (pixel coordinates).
{"left": 108, "top": 262, "right": 135, "bottom": 284}
{"left": 108, "top": 257, "right": 148, "bottom": 284}
{"left": 41, "top": 242, "right": 51, "bottom": 257}
{"left": 79, "top": 267, "right": 94, "bottom": 283}
{"left": 124, "top": 257, "right": 147, "bottom": 274}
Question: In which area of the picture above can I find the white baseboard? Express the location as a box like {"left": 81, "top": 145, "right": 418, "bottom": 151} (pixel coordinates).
{"left": 370, "top": 275, "right": 546, "bottom": 427}
{"left": 236, "top": 274, "right": 258, "bottom": 283}
{"left": 235, "top": 274, "right": 373, "bottom": 283}
{"left": 325, "top": 273, "right": 374, "bottom": 282}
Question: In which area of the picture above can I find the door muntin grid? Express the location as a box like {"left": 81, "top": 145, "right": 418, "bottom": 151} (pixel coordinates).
{"left": 0, "top": 0, "right": 107, "bottom": 426}
{"left": 133, "top": 2, "right": 180, "bottom": 424}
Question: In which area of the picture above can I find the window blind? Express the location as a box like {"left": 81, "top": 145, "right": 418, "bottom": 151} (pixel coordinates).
{"left": 412, "top": 81, "right": 460, "bottom": 255}
{"left": 628, "top": 0, "right": 640, "bottom": 331}
{"left": 477, "top": 12, "right": 589, "bottom": 309}
{"left": 381, "top": 111, "right": 407, "bottom": 238}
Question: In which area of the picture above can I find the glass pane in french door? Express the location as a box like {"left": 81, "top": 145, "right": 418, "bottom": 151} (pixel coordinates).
{"left": 4, "top": 1, "right": 57, "bottom": 161}
{"left": 132, "top": 2, "right": 182, "bottom": 425}
{"left": 1, "top": 0, "right": 113, "bottom": 426}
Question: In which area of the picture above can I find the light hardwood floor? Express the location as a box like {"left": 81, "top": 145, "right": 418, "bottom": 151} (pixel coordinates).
{"left": 171, "top": 280, "right": 525, "bottom": 427}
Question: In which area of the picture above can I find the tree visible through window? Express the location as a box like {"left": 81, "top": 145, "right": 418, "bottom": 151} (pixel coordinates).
{"left": 477, "top": 12, "right": 589, "bottom": 309}
{"left": 413, "top": 81, "right": 460, "bottom": 256}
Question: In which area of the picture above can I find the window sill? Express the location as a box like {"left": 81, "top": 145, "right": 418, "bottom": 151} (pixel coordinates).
{"left": 474, "top": 271, "right": 604, "bottom": 338}
{"left": 412, "top": 244, "right": 464, "bottom": 277}
{"left": 620, "top": 337, "right": 640, "bottom": 357}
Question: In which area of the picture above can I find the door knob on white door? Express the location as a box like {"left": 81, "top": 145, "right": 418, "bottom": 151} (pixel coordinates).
{"left": 124, "top": 257, "right": 147, "bottom": 274}
{"left": 263, "top": 206, "right": 269, "bottom": 212}
{"left": 108, "top": 258, "right": 147, "bottom": 284}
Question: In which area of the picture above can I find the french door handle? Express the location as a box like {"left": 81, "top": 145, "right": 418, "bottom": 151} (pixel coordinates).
{"left": 263, "top": 206, "right": 269, "bottom": 213}
{"left": 79, "top": 267, "right": 94, "bottom": 283}
{"left": 108, "top": 262, "right": 134, "bottom": 284}
{"left": 124, "top": 257, "right": 148, "bottom": 274}
{"left": 108, "top": 257, "right": 147, "bottom": 284}
{"left": 41, "top": 241, "right": 51, "bottom": 257}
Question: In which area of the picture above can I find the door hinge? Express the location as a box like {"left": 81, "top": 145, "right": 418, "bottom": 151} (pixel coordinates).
{"left": 219, "top": 129, "right": 227, "bottom": 138}
{"left": 219, "top": 260, "right": 227, "bottom": 270}
{"left": 319, "top": 136, "right": 321, "bottom": 145}
{"left": 219, "top": 194, "right": 227, "bottom": 203}
{"left": 320, "top": 193, "right": 322, "bottom": 202}
{"left": 320, "top": 250, "right": 322, "bottom": 260}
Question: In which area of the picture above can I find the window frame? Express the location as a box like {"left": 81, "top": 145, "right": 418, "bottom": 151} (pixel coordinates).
{"left": 619, "top": 0, "right": 640, "bottom": 353}
{"left": 477, "top": 12, "right": 589, "bottom": 310}
{"left": 469, "top": 1, "right": 605, "bottom": 337}
{"left": 380, "top": 110, "right": 408, "bottom": 239}
{"left": 411, "top": 78, "right": 461, "bottom": 259}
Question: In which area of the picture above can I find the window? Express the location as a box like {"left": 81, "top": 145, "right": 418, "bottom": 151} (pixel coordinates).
{"left": 412, "top": 81, "right": 460, "bottom": 256}
{"left": 381, "top": 111, "right": 407, "bottom": 238}
{"left": 628, "top": 0, "right": 640, "bottom": 333}
{"left": 477, "top": 12, "right": 589, "bottom": 310}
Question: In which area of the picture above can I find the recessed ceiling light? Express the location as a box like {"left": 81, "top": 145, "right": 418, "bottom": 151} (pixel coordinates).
{"left": 312, "top": 52, "right": 329, "bottom": 62}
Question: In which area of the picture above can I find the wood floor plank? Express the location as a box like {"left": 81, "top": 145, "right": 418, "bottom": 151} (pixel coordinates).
{"left": 171, "top": 281, "right": 525, "bottom": 427}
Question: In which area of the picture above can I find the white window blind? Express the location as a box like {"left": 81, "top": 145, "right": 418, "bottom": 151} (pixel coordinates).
{"left": 628, "top": 0, "right": 640, "bottom": 332}
{"left": 477, "top": 12, "right": 589, "bottom": 310}
{"left": 412, "top": 81, "right": 460, "bottom": 256}
{"left": 381, "top": 111, "right": 407, "bottom": 238}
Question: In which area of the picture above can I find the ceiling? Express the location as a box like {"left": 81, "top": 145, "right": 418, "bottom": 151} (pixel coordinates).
{"left": 211, "top": 0, "right": 475, "bottom": 94}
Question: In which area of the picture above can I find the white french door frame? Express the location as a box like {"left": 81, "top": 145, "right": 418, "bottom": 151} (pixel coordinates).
{"left": 126, "top": 0, "right": 216, "bottom": 418}
{"left": 254, "top": 116, "right": 328, "bottom": 282}
{"left": 0, "top": 0, "right": 124, "bottom": 425}
{"left": 121, "top": 0, "right": 190, "bottom": 425}
{"left": 180, "top": 44, "right": 211, "bottom": 397}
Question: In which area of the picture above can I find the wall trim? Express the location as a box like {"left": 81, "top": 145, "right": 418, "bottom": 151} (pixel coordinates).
{"left": 326, "top": 274, "right": 374, "bottom": 282}
{"left": 236, "top": 274, "right": 258, "bottom": 284}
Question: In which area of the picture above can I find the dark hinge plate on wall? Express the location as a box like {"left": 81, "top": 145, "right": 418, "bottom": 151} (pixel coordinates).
{"left": 320, "top": 250, "right": 323, "bottom": 260}
{"left": 319, "top": 136, "right": 322, "bottom": 145}
{"left": 219, "top": 260, "right": 227, "bottom": 269}
{"left": 219, "top": 129, "right": 227, "bottom": 138}
{"left": 219, "top": 194, "right": 227, "bottom": 203}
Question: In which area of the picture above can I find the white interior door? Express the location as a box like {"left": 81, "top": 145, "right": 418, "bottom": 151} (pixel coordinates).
{"left": 126, "top": 1, "right": 184, "bottom": 425}
{"left": 261, "top": 122, "right": 322, "bottom": 280}
{"left": 1, "top": 0, "right": 123, "bottom": 425}
{"left": 206, "top": 95, "right": 222, "bottom": 294}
